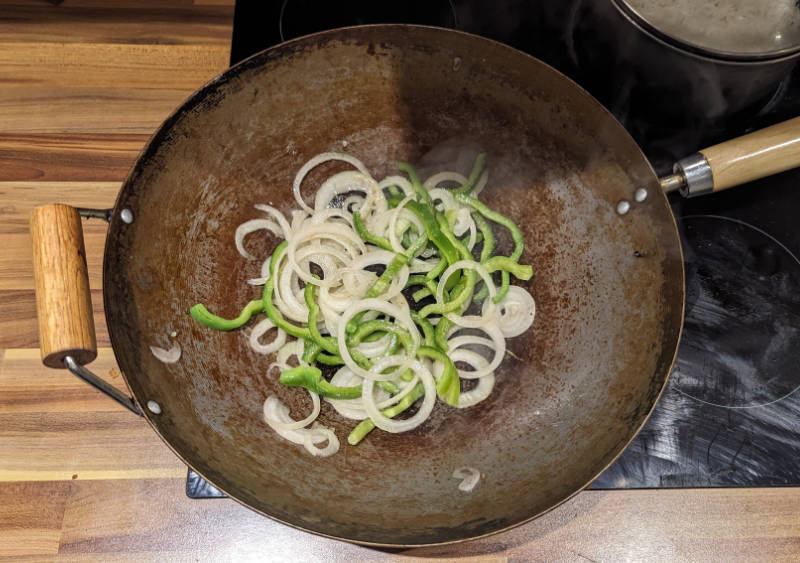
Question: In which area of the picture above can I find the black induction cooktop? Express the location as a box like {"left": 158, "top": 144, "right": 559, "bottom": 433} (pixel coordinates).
{"left": 186, "top": 0, "right": 800, "bottom": 497}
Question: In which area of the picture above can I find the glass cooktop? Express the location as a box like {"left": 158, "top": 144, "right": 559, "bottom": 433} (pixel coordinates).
{"left": 186, "top": 0, "right": 800, "bottom": 498}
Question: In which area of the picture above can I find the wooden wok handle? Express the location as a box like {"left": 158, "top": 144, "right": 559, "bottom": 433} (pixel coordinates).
{"left": 669, "top": 117, "right": 800, "bottom": 197}
{"left": 30, "top": 204, "right": 97, "bottom": 369}
{"left": 700, "top": 116, "right": 800, "bottom": 192}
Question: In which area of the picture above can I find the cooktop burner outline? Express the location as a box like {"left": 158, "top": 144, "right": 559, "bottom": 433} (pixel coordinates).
{"left": 673, "top": 214, "right": 800, "bottom": 410}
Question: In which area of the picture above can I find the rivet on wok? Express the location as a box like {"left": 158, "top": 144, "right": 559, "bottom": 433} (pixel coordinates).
{"left": 147, "top": 400, "right": 162, "bottom": 414}
{"left": 634, "top": 188, "right": 648, "bottom": 202}
{"left": 120, "top": 208, "right": 134, "bottom": 224}
{"left": 616, "top": 200, "right": 631, "bottom": 215}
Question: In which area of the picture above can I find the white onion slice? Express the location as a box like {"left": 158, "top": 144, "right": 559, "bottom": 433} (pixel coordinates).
{"left": 325, "top": 367, "right": 372, "bottom": 420}
{"left": 264, "top": 390, "right": 320, "bottom": 431}
{"left": 269, "top": 339, "right": 304, "bottom": 373}
{"left": 248, "top": 318, "right": 286, "bottom": 355}
{"left": 449, "top": 348, "right": 493, "bottom": 380}
{"left": 314, "top": 170, "right": 381, "bottom": 215}
{"left": 379, "top": 175, "right": 414, "bottom": 197}
{"left": 303, "top": 424, "right": 340, "bottom": 457}
{"left": 293, "top": 152, "right": 371, "bottom": 213}
{"left": 353, "top": 332, "right": 393, "bottom": 358}
{"left": 424, "top": 171, "right": 468, "bottom": 189}
{"left": 235, "top": 218, "right": 282, "bottom": 261}
{"left": 387, "top": 195, "right": 424, "bottom": 254}
{"left": 150, "top": 344, "right": 181, "bottom": 364}
{"left": 361, "top": 359, "right": 436, "bottom": 433}
{"left": 247, "top": 256, "right": 272, "bottom": 286}
{"left": 490, "top": 285, "right": 536, "bottom": 337}
{"left": 456, "top": 373, "right": 495, "bottom": 408}
{"left": 453, "top": 466, "right": 481, "bottom": 492}
{"left": 436, "top": 260, "right": 497, "bottom": 328}
{"left": 447, "top": 324, "right": 506, "bottom": 380}
{"left": 264, "top": 397, "right": 339, "bottom": 457}
{"left": 253, "top": 204, "right": 292, "bottom": 239}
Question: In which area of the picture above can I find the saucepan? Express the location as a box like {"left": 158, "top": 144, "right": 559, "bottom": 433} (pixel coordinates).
{"left": 29, "top": 25, "right": 800, "bottom": 546}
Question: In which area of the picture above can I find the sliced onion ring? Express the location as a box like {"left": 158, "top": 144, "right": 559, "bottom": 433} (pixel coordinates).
{"left": 293, "top": 152, "right": 371, "bottom": 213}
{"left": 361, "top": 359, "right": 436, "bottom": 433}
{"left": 489, "top": 285, "right": 536, "bottom": 337}
{"left": 453, "top": 466, "right": 481, "bottom": 492}
{"left": 248, "top": 318, "right": 286, "bottom": 355}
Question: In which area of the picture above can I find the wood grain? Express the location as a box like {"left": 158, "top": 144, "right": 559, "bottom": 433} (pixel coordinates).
{"left": 702, "top": 116, "right": 800, "bottom": 192}
{"left": 0, "top": 182, "right": 119, "bottom": 290}
{"left": 0, "top": 86, "right": 208, "bottom": 134}
{"left": 0, "top": 348, "right": 129, "bottom": 413}
{"left": 0, "top": 182, "right": 116, "bottom": 349}
{"left": 0, "top": 289, "right": 108, "bottom": 349}
{"left": 0, "top": 481, "right": 70, "bottom": 557}
{"left": 47, "top": 479, "right": 800, "bottom": 562}
{"left": 30, "top": 204, "right": 98, "bottom": 367}
{"left": 0, "top": 357, "right": 185, "bottom": 482}
{"left": 0, "top": 134, "right": 147, "bottom": 182}
{"left": 0, "top": 4, "right": 232, "bottom": 45}
{"left": 0, "top": 42, "right": 229, "bottom": 89}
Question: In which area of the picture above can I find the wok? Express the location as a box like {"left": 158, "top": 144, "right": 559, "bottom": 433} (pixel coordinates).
{"left": 29, "top": 25, "right": 800, "bottom": 546}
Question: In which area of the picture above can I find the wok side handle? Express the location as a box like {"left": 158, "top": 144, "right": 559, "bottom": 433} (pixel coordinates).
{"left": 670, "top": 116, "right": 800, "bottom": 197}
{"left": 30, "top": 204, "right": 142, "bottom": 416}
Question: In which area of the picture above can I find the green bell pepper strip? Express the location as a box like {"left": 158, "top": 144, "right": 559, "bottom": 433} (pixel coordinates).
{"left": 397, "top": 162, "right": 431, "bottom": 205}
{"left": 403, "top": 200, "right": 459, "bottom": 267}
{"left": 189, "top": 299, "right": 263, "bottom": 331}
{"left": 315, "top": 352, "right": 345, "bottom": 366}
{"left": 408, "top": 275, "right": 438, "bottom": 296}
{"left": 412, "top": 287, "right": 432, "bottom": 302}
{"left": 425, "top": 257, "right": 448, "bottom": 281}
{"left": 452, "top": 153, "right": 488, "bottom": 196}
{"left": 353, "top": 210, "right": 393, "bottom": 251}
{"left": 347, "top": 382, "right": 426, "bottom": 445}
{"left": 417, "top": 345, "right": 460, "bottom": 406}
{"left": 260, "top": 242, "right": 311, "bottom": 339}
{"left": 417, "top": 214, "right": 477, "bottom": 319}
{"left": 471, "top": 213, "right": 495, "bottom": 302}
{"left": 473, "top": 212, "right": 495, "bottom": 262}
{"left": 484, "top": 256, "right": 533, "bottom": 281}
{"left": 410, "top": 311, "right": 435, "bottom": 348}
{"left": 301, "top": 339, "right": 322, "bottom": 364}
{"left": 386, "top": 184, "right": 402, "bottom": 198}
{"left": 435, "top": 211, "right": 473, "bottom": 289}
{"left": 303, "top": 278, "right": 340, "bottom": 356}
{"left": 456, "top": 194, "right": 524, "bottom": 303}
{"left": 408, "top": 274, "right": 437, "bottom": 302}
{"left": 279, "top": 366, "right": 361, "bottom": 400}
{"left": 434, "top": 316, "right": 453, "bottom": 351}
{"left": 348, "top": 320, "right": 414, "bottom": 352}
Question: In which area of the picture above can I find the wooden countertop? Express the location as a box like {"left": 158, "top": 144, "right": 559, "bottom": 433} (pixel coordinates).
{"left": 1, "top": 2, "right": 799, "bottom": 560}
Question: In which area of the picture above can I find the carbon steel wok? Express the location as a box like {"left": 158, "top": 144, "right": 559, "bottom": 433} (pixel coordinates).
{"left": 29, "top": 25, "right": 800, "bottom": 546}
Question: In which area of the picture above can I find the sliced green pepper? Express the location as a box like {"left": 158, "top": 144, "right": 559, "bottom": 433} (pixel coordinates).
{"left": 279, "top": 366, "right": 361, "bottom": 400}
{"left": 189, "top": 299, "right": 263, "bottom": 331}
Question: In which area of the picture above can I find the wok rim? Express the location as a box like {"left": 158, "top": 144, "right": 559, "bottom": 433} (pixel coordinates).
{"left": 102, "top": 23, "right": 685, "bottom": 548}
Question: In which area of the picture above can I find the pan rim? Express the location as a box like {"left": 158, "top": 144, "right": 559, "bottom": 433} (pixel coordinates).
{"left": 102, "top": 22, "right": 686, "bottom": 548}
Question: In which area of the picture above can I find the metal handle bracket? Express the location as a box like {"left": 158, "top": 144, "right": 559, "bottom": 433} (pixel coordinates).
{"left": 64, "top": 355, "right": 142, "bottom": 416}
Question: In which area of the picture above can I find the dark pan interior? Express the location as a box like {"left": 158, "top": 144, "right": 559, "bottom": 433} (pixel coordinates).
{"left": 103, "top": 25, "right": 683, "bottom": 546}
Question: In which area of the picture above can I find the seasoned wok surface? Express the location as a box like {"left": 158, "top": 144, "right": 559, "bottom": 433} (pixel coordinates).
{"left": 104, "top": 25, "right": 683, "bottom": 545}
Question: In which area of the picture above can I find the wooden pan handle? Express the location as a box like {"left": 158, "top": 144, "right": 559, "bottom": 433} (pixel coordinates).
{"left": 700, "top": 116, "right": 800, "bottom": 192}
{"left": 30, "top": 204, "right": 97, "bottom": 369}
